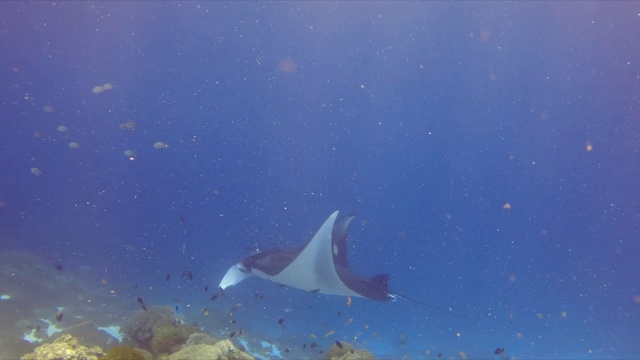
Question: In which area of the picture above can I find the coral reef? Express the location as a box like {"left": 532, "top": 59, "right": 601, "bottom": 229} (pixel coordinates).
{"left": 150, "top": 324, "right": 198, "bottom": 355}
{"left": 324, "top": 341, "right": 375, "bottom": 360}
{"left": 21, "top": 334, "right": 105, "bottom": 360}
{"left": 102, "top": 346, "right": 148, "bottom": 360}
{"left": 184, "top": 332, "right": 219, "bottom": 346}
{"left": 121, "top": 306, "right": 175, "bottom": 349}
{"left": 168, "top": 340, "right": 254, "bottom": 360}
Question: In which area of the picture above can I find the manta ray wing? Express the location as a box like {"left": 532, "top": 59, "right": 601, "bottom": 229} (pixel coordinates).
{"left": 218, "top": 211, "right": 383, "bottom": 299}
{"left": 257, "top": 210, "right": 360, "bottom": 296}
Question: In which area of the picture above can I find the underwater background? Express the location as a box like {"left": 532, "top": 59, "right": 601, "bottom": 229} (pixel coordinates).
{"left": 1, "top": 1, "right": 639, "bottom": 359}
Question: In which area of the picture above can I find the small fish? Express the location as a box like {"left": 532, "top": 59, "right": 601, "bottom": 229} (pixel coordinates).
{"left": 335, "top": 340, "right": 343, "bottom": 349}
{"left": 284, "top": 348, "right": 291, "bottom": 353}
{"left": 203, "top": 308, "right": 209, "bottom": 316}
{"left": 278, "top": 318, "right": 285, "bottom": 326}
{"left": 337, "top": 311, "right": 341, "bottom": 317}
{"left": 238, "top": 344, "right": 246, "bottom": 352}
{"left": 229, "top": 331, "right": 236, "bottom": 338}
{"left": 219, "top": 289, "right": 226, "bottom": 298}
{"left": 136, "top": 297, "right": 144, "bottom": 305}
{"left": 134, "top": 283, "right": 138, "bottom": 288}
{"left": 345, "top": 318, "right": 353, "bottom": 325}
{"left": 230, "top": 319, "right": 237, "bottom": 324}
{"left": 181, "top": 270, "right": 193, "bottom": 281}
{"left": 325, "top": 330, "right": 335, "bottom": 337}
{"left": 238, "top": 329, "right": 243, "bottom": 336}
{"left": 309, "top": 288, "right": 320, "bottom": 293}
{"left": 141, "top": 304, "right": 147, "bottom": 311}
{"left": 310, "top": 342, "right": 317, "bottom": 349}
{"left": 211, "top": 294, "right": 218, "bottom": 301}
{"left": 302, "top": 344, "right": 306, "bottom": 350}
{"left": 54, "top": 264, "right": 63, "bottom": 271}
{"left": 56, "top": 312, "right": 64, "bottom": 322}
{"left": 254, "top": 292, "right": 264, "bottom": 299}
{"left": 175, "top": 305, "right": 179, "bottom": 311}
{"left": 228, "top": 303, "right": 242, "bottom": 315}
{"left": 166, "top": 274, "right": 170, "bottom": 282}
{"left": 204, "top": 284, "right": 208, "bottom": 292}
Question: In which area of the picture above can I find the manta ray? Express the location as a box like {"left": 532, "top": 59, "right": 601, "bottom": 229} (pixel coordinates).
{"left": 218, "top": 210, "right": 405, "bottom": 301}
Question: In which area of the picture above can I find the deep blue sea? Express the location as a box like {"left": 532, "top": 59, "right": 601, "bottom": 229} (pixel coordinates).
{"left": 1, "top": 2, "right": 639, "bottom": 359}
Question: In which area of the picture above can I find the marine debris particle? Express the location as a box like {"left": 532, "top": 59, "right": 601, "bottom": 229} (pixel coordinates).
{"left": 153, "top": 141, "right": 168, "bottom": 149}
{"left": 211, "top": 294, "right": 218, "bottom": 301}
{"left": 203, "top": 308, "right": 209, "bottom": 316}
{"left": 335, "top": 340, "right": 343, "bottom": 349}
{"left": 30, "top": 167, "right": 42, "bottom": 176}
{"left": 346, "top": 296, "right": 352, "bottom": 307}
{"left": 56, "top": 311, "right": 63, "bottom": 322}
{"left": 277, "top": 318, "right": 285, "bottom": 326}
{"left": 68, "top": 142, "right": 80, "bottom": 149}
{"left": 57, "top": 125, "right": 68, "bottom": 132}
{"left": 325, "top": 330, "right": 335, "bottom": 337}
{"left": 586, "top": 141, "right": 593, "bottom": 151}
{"left": 43, "top": 105, "right": 55, "bottom": 112}
{"left": 503, "top": 203, "right": 511, "bottom": 210}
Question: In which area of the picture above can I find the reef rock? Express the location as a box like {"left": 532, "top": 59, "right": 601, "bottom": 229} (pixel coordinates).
{"left": 168, "top": 340, "right": 254, "bottom": 360}
{"left": 21, "top": 334, "right": 105, "bottom": 360}
{"left": 324, "top": 341, "right": 375, "bottom": 360}
{"left": 184, "top": 332, "right": 218, "bottom": 346}
{"left": 121, "top": 306, "right": 175, "bottom": 349}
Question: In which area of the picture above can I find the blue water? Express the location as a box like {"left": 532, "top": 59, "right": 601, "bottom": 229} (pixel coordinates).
{"left": 1, "top": 2, "right": 639, "bottom": 359}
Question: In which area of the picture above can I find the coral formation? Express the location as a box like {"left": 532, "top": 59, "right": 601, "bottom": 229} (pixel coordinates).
{"left": 150, "top": 324, "right": 198, "bottom": 355}
{"left": 121, "top": 306, "right": 175, "bottom": 349}
{"left": 324, "top": 341, "right": 375, "bottom": 360}
{"left": 168, "top": 340, "right": 254, "bottom": 360}
{"left": 184, "top": 332, "right": 219, "bottom": 346}
{"left": 21, "top": 334, "right": 105, "bottom": 360}
{"left": 102, "top": 346, "right": 147, "bottom": 360}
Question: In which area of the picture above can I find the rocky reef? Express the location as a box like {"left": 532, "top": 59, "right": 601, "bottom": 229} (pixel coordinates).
{"left": 168, "top": 340, "right": 254, "bottom": 360}
{"left": 121, "top": 306, "right": 176, "bottom": 350}
{"left": 21, "top": 334, "right": 105, "bottom": 360}
{"left": 324, "top": 341, "right": 375, "bottom": 360}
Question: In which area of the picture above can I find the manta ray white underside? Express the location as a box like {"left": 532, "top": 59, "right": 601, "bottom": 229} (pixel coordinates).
{"left": 219, "top": 210, "right": 382, "bottom": 299}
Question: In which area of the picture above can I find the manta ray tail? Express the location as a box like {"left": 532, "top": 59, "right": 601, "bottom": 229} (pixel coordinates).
{"left": 388, "top": 292, "right": 468, "bottom": 318}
